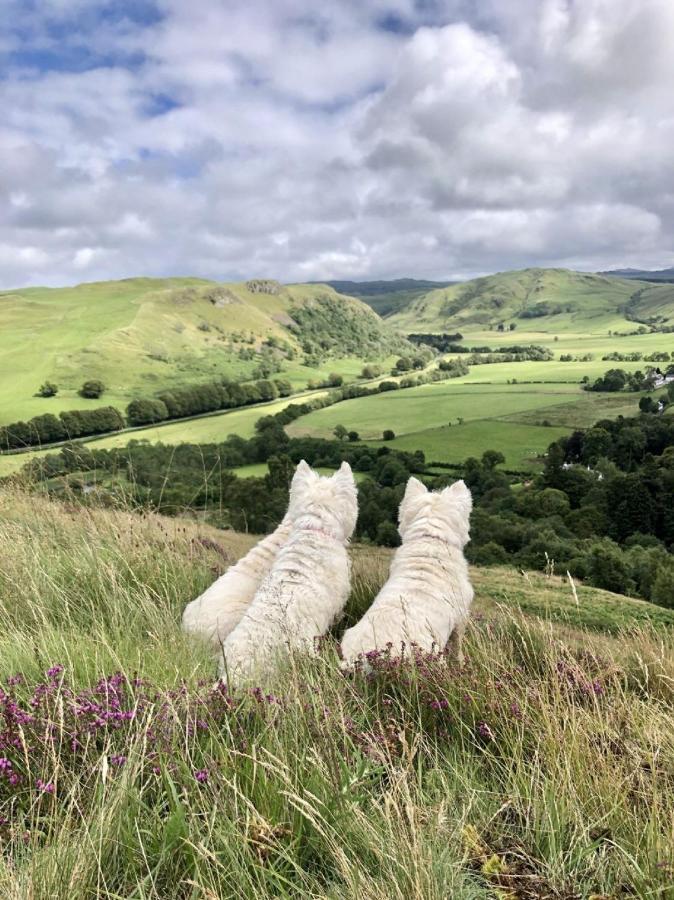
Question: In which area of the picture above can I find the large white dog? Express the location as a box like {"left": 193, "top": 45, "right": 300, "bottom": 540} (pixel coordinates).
{"left": 182, "top": 517, "right": 293, "bottom": 649}
{"left": 220, "top": 460, "right": 358, "bottom": 682}
{"left": 340, "top": 477, "right": 473, "bottom": 667}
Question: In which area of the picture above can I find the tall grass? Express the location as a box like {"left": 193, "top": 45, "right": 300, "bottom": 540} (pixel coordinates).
{"left": 0, "top": 487, "right": 673, "bottom": 898}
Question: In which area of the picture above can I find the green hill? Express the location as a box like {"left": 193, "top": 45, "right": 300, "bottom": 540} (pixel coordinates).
{"left": 388, "top": 267, "right": 674, "bottom": 334}
{"left": 0, "top": 277, "right": 406, "bottom": 425}
{"left": 323, "top": 278, "right": 456, "bottom": 317}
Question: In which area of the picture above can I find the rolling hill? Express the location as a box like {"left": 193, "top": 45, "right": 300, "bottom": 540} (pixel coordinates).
{"left": 387, "top": 267, "right": 674, "bottom": 334}
{"left": 322, "top": 277, "right": 456, "bottom": 317}
{"left": 0, "top": 277, "right": 406, "bottom": 425}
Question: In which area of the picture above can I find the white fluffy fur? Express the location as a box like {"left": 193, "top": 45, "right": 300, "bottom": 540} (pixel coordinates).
{"left": 220, "top": 460, "right": 358, "bottom": 682}
{"left": 340, "top": 477, "right": 473, "bottom": 667}
{"left": 182, "top": 517, "right": 293, "bottom": 649}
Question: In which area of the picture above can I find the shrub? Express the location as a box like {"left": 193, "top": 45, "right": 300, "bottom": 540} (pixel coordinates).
{"left": 651, "top": 563, "right": 674, "bottom": 608}
{"left": 37, "top": 382, "right": 58, "bottom": 398}
{"left": 126, "top": 399, "right": 169, "bottom": 427}
{"left": 375, "top": 520, "right": 401, "bottom": 547}
{"left": 79, "top": 380, "right": 106, "bottom": 399}
{"left": 383, "top": 429, "right": 396, "bottom": 441}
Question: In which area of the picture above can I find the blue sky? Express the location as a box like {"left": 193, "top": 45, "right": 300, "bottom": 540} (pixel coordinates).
{"left": 1, "top": 0, "right": 673, "bottom": 287}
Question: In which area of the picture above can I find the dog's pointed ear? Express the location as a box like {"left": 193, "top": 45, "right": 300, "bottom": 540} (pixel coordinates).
{"left": 441, "top": 479, "right": 473, "bottom": 516}
{"left": 398, "top": 476, "right": 427, "bottom": 530}
{"left": 290, "top": 459, "right": 315, "bottom": 494}
{"left": 332, "top": 460, "right": 356, "bottom": 490}
{"left": 404, "top": 476, "right": 427, "bottom": 501}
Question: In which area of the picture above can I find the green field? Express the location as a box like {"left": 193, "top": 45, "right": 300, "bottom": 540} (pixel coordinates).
{"left": 377, "top": 420, "right": 570, "bottom": 468}
{"left": 285, "top": 377, "right": 667, "bottom": 468}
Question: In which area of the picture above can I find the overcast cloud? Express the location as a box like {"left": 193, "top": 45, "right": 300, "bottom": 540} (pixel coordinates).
{"left": 1, "top": 0, "right": 673, "bottom": 287}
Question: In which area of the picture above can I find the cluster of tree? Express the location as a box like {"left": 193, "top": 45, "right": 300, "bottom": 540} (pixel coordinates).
{"left": 126, "top": 377, "right": 294, "bottom": 426}
{"left": 518, "top": 302, "right": 569, "bottom": 318}
{"left": 407, "top": 333, "right": 464, "bottom": 351}
{"left": 433, "top": 343, "right": 554, "bottom": 362}
{"left": 559, "top": 354, "right": 595, "bottom": 362}
{"left": 288, "top": 295, "right": 409, "bottom": 363}
{"left": 36, "top": 380, "right": 107, "bottom": 399}
{"left": 585, "top": 368, "right": 668, "bottom": 393}
{"left": 0, "top": 407, "right": 124, "bottom": 450}
{"left": 466, "top": 346, "right": 554, "bottom": 365}
{"left": 602, "top": 351, "right": 672, "bottom": 363}
{"left": 391, "top": 352, "right": 432, "bottom": 375}
{"left": 25, "top": 415, "right": 426, "bottom": 536}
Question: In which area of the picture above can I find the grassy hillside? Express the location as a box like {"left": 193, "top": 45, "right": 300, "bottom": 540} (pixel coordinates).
{"left": 0, "top": 488, "right": 673, "bottom": 897}
{"left": 0, "top": 277, "right": 404, "bottom": 426}
{"left": 389, "top": 267, "right": 674, "bottom": 334}
{"left": 324, "top": 278, "right": 456, "bottom": 317}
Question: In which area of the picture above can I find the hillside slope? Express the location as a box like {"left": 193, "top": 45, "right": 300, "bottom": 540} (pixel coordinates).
{"left": 388, "top": 267, "right": 674, "bottom": 334}
{"left": 322, "top": 278, "right": 456, "bottom": 317}
{"left": 0, "top": 278, "right": 405, "bottom": 425}
{"left": 1, "top": 487, "right": 673, "bottom": 897}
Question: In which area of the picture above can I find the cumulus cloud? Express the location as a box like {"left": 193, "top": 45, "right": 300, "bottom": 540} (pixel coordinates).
{"left": 0, "top": 0, "right": 672, "bottom": 287}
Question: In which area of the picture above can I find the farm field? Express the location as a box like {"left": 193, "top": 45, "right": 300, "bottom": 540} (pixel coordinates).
{"left": 375, "top": 420, "right": 571, "bottom": 469}
{"left": 285, "top": 377, "right": 658, "bottom": 467}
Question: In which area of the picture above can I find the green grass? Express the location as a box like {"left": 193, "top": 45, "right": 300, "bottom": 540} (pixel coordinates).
{"left": 1, "top": 488, "right": 673, "bottom": 898}
{"left": 377, "top": 420, "right": 570, "bottom": 468}
{"left": 287, "top": 382, "right": 582, "bottom": 439}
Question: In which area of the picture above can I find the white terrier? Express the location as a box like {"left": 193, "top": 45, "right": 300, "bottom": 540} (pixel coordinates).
{"left": 220, "top": 460, "right": 358, "bottom": 682}
{"left": 182, "top": 517, "right": 293, "bottom": 649}
{"left": 340, "top": 477, "right": 473, "bottom": 668}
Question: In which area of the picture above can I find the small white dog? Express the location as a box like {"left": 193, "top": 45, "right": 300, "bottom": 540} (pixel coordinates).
{"left": 182, "top": 517, "right": 293, "bottom": 649}
{"left": 220, "top": 460, "right": 358, "bottom": 682}
{"left": 340, "top": 477, "right": 473, "bottom": 668}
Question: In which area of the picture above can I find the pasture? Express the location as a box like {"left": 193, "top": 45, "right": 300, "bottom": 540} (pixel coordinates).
{"left": 285, "top": 375, "right": 657, "bottom": 467}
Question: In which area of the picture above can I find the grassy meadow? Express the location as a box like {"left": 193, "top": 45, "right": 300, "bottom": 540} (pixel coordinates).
{"left": 0, "top": 487, "right": 673, "bottom": 898}
{"left": 285, "top": 376, "right": 667, "bottom": 468}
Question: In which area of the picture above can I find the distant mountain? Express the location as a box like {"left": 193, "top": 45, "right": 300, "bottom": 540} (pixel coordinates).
{"left": 601, "top": 266, "right": 674, "bottom": 283}
{"left": 387, "top": 267, "right": 674, "bottom": 334}
{"left": 320, "top": 278, "right": 457, "bottom": 317}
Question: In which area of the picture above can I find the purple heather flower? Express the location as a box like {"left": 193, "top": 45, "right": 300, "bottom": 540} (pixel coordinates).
{"left": 477, "top": 722, "right": 495, "bottom": 741}
{"left": 109, "top": 754, "right": 127, "bottom": 767}
{"left": 0, "top": 757, "right": 12, "bottom": 772}
{"left": 36, "top": 779, "right": 55, "bottom": 794}
{"left": 46, "top": 665, "right": 64, "bottom": 679}
{"left": 194, "top": 769, "right": 209, "bottom": 783}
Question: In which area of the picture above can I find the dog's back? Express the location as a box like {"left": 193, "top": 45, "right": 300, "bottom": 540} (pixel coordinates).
{"left": 341, "top": 477, "right": 473, "bottom": 666}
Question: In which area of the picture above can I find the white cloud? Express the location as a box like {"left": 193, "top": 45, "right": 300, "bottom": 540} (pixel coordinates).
{"left": 0, "top": 0, "right": 673, "bottom": 288}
